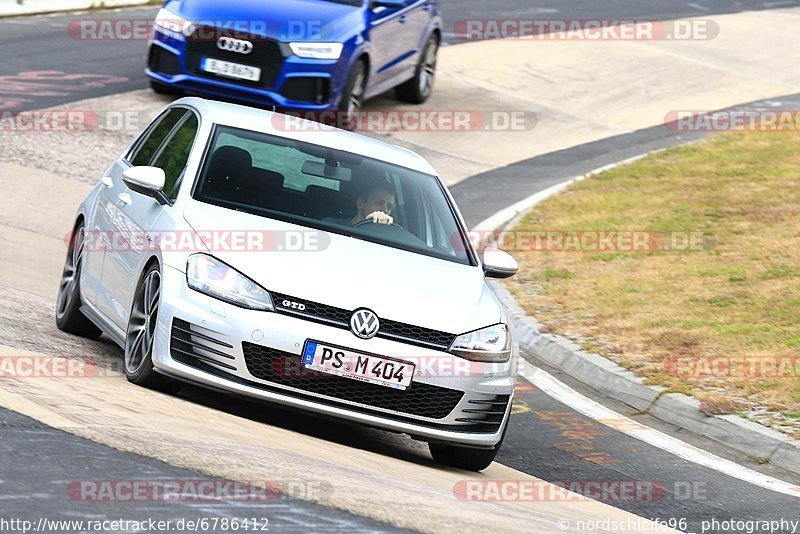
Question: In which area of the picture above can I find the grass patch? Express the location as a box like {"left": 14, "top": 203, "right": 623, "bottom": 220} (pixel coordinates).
{"left": 505, "top": 131, "right": 800, "bottom": 414}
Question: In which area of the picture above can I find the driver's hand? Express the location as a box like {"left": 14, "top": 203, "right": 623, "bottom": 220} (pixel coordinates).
{"left": 365, "top": 211, "right": 393, "bottom": 225}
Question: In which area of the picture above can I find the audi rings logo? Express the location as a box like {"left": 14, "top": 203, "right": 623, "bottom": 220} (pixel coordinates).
{"left": 217, "top": 36, "right": 254, "bottom": 55}
{"left": 350, "top": 309, "right": 380, "bottom": 339}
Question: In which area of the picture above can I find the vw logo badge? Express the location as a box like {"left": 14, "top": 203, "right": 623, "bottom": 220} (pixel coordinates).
{"left": 217, "top": 36, "right": 254, "bottom": 55}
{"left": 350, "top": 309, "right": 380, "bottom": 339}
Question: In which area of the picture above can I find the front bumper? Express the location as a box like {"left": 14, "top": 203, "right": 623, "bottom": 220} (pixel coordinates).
{"left": 152, "top": 266, "right": 515, "bottom": 448}
{"left": 146, "top": 28, "right": 346, "bottom": 111}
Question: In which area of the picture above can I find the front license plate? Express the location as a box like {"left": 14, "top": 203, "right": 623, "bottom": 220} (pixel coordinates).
{"left": 200, "top": 57, "right": 261, "bottom": 82}
{"left": 302, "top": 340, "right": 415, "bottom": 390}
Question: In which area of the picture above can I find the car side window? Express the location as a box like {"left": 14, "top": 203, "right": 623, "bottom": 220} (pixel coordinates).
{"left": 129, "top": 108, "right": 187, "bottom": 167}
{"left": 152, "top": 113, "right": 199, "bottom": 198}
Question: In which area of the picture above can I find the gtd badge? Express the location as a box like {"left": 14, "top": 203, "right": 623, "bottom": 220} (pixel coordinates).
{"left": 350, "top": 309, "right": 380, "bottom": 339}
{"left": 217, "top": 36, "right": 254, "bottom": 55}
{"left": 281, "top": 299, "right": 306, "bottom": 312}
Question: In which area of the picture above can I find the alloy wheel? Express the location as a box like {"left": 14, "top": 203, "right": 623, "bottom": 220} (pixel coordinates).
{"left": 57, "top": 227, "right": 85, "bottom": 318}
{"left": 125, "top": 269, "right": 161, "bottom": 375}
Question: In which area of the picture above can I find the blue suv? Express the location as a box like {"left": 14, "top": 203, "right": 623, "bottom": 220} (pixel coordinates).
{"left": 147, "top": 0, "right": 442, "bottom": 114}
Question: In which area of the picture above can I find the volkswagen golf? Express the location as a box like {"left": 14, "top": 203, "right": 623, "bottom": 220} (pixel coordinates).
{"left": 56, "top": 98, "right": 519, "bottom": 471}
{"left": 147, "top": 0, "right": 441, "bottom": 114}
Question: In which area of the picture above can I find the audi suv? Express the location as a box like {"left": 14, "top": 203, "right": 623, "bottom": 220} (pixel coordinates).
{"left": 146, "top": 0, "right": 442, "bottom": 115}
{"left": 56, "top": 98, "right": 519, "bottom": 471}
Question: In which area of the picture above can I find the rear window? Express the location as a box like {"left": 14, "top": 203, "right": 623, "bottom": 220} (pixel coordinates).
{"left": 215, "top": 131, "right": 339, "bottom": 193}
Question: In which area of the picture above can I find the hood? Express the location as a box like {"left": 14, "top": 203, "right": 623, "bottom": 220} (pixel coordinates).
{"left": 165, "top": 0, "right": 364, "bottom": 42}
{"left": 183, "top": 201, "right": 501, "bottom": 335}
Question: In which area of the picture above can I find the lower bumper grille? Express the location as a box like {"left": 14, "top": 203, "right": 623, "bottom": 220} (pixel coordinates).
{"left": 280, "top": 77, "right": 330, "bottom": 104}
{"left": 171, "top": 319, "right": 237, "bottom": 371}
{"left": 455, "top": 395, "right": 511, "bottom": 431}
{"left": 242, "top": 342, "right": 464, "bottom": 420}
{"left": 149, "top": 45, "right": 181, "bottom": 76}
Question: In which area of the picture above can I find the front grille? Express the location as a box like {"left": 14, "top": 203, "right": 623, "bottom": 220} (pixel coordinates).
{"left": 185, "top": 26, "right": 283, "bottom": 88}
{"left": 171, "top": 318, "right": 237, "bottom": 371}
{"left": 242, "top": 342, "right": 464, "bottom": 420}
{"left": 271, "top": 293, "right": 456, "bottom": 350}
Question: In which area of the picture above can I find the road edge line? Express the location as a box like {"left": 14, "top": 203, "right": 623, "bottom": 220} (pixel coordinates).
{"left": 515, "top": 357, "right": 800, "bottom": 499}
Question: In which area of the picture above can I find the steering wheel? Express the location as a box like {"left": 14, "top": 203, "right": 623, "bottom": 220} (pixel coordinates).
{"left": 353, "top": 218, "right": 403, "bottom": 230}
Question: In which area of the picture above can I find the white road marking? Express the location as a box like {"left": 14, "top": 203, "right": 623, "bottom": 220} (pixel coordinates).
{"left": 687, "top": 2, "right": 711, "bottom": 11}
{"left": 621, "top": 39, "right": 800, "bottom": 91}
{"left": 764, "top": 0, "right": 797, "bottom": 7}
{"left": 517, "top": 359, "right": 800, "bottom": 499}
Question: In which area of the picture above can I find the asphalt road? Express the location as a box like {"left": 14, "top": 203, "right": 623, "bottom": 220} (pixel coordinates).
{"left": 0, "top": 407, "right": 407, "bottom": 533}
{"left": 2, "top": 1, "right": 800, "bottom": 533}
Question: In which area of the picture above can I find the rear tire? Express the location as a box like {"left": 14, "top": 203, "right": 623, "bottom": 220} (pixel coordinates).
{"left": 150, "top": 80, "right": 183, "bottom": 97}
{"left": 124, "top": 263, "right": 181, "bottom": 394}
{"left": 396, "top": 35, "right": 438, "bottom": 104}
{"left": 55, "top": 221, "right": 103, "bottom": 339}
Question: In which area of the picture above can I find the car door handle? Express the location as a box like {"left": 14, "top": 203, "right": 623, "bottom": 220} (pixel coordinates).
{"left": 117, "top": 193, "right": 132, "bottom": 206}
{"left": 100, "top": 176, "right": 113, "bottom": 188}
{"left": 399, "top": 15, "right": 406, "bottom": 23}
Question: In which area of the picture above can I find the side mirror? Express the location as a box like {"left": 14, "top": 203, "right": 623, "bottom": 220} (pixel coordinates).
{"left": 122, "top": 166, "right": 171, "bottom": 206}
{"left": 483, "top": 248, "right": 518, "bottom": 279}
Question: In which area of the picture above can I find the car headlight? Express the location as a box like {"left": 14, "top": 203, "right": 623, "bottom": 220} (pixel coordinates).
{"left": 186, "top": 254, "right": 273, "bottom": 311}
{"left": 449, "top": 324, "right": 511, "bottom": 363}
{"left": 288, "top": 42, "right": 344, "bottom": 60}
{"left": 153, "top": 7, "right": 193, "bottom": 38}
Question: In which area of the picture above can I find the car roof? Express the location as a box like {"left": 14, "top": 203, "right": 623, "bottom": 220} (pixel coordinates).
{"left": 174, "top": 97, "right": 439, "bottom": 176}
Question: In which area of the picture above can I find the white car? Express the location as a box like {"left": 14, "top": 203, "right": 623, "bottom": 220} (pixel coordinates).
{"left": 56, "top": 97, "right": 519, "bottom": 471}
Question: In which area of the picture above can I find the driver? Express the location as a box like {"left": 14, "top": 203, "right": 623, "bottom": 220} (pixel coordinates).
{"left": 326, "top": 181, "right": 395, "bottom": 226}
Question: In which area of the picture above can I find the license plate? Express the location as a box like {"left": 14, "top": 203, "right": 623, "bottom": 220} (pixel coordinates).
{"left": 302, "top": 340, "right": 415, "bottom": 390}
{"left": 200, "top": 57, "right": 261, "bottom": 82}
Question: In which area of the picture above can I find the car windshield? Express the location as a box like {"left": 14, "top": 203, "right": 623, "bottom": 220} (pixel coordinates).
{"left": 193, "top": 126, "right": 473, "bottom": 265}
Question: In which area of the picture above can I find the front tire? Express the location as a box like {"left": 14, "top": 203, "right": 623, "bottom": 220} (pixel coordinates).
{"left": 429, "top": 425, "right": 507, "bottom": 471}
{"left": 124, "top": 263, "right": 180, "bottom": 393}
{"left": 56, "top": 222, "right": 103, "bottom": 339}
{"left": 338, "top": 60, "right": 367, "bottom": 130}
{"left": 150, "top": 80, "right": 183, "bottom": 97}
{"left": 429, "top": 442, "right": 501, "bottom": 472}
{"left": 396, "top": 35, "right": 438, "bottom": 104}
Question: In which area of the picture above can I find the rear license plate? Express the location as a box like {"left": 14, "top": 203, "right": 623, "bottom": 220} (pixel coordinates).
{"left": 200, "top": 57, "right": 261, "bottom": 82}
{"left": 302, "top": 340, "right": 415, "bottom": 390}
